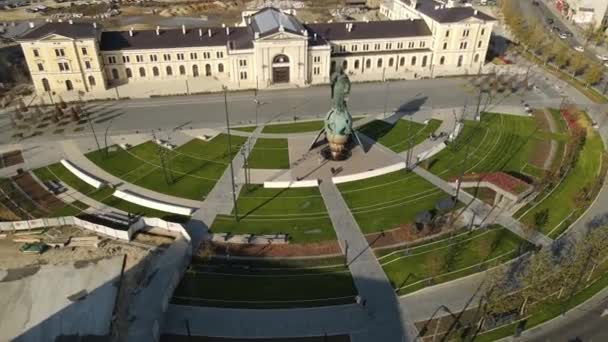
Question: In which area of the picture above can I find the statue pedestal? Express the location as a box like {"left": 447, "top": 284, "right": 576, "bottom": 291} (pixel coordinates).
{"left": 323, "top": 133, "right": 351, "bottom": 161}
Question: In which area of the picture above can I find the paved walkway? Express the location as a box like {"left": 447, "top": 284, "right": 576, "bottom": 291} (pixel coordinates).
{"left": 319, "top": 181, "right": 417, "bottom": 342}
{"left": 411, "top": 166, "right": 553, "bottom": 247}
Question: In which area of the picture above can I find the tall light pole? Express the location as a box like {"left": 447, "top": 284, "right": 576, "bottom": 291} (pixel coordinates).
{"left": 224, "top": 86, "right": 239, "bottom": 222}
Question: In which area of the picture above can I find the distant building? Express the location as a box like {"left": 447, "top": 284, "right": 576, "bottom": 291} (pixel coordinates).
{"left": 17, "top": 5, "right": 494, "bottom": 97}
{"left": 555, "top": 0, "right": 608, "bottom": 29}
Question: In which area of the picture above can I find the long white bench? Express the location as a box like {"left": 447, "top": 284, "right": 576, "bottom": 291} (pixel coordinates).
{"left": 332, "top": 162, "right": 406, "bottom": 184}
{"left": 263, "top": 179, "right": 319, "bottom": 188}
{"left": 61, "top": 159, "right": 106, "bottom": 189}
{"left": 113, "top": 189, "right": 194, "bottom": 216}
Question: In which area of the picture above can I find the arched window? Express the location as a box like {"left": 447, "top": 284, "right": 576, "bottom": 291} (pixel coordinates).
{"left": 422, "top": 56, "right": 428, "bottom": 67}
{"left": 152, "top": 67, "right": 159, "bottom": 77}
{"left": 354, "top": 60, "right": 360, "bottom": 69}
{"left": 166, "top": 66, "right": 173, "bottom": 76}
{"left": 126, "top": 68, "right": 132, "bottom": 78}
{"left": 139, "top": 67, "right": 146, "bottom": 77}
{"left": 377, "top": 58, "right": 383, "bottom": 68}
{"left": 388, "top": 58, "right": 394, "bottom": 67}
{"left": 193, "top": 65, "right": 199, "bottom": 77}
{"left": 65, "top": 80, "right": 73, "bottom": 91}
{"left": 399, "top": 57, "right": 405, "bottom": 67}
{"left": 457, "top": 55, "right": 463, "bottom": 67}
{"left": 42, "top": 78, "right": 51, "bottom": 92}
{"left": 205, "top": 64, "right": 212, "bottom": 76}
{"left": 365, "top": 59, "right": 371, "bottom": 69}
{"left": 342, "top": 60, "right": 348, "bottom": 70}
{"left": 179, "top": 65, "right": 186, "bottom": 75}
{"left": 111, "top": 68, "right": 119, "bottom": 80}
{"left": 474, "top": 54, "right": 480, "bottom": 63}
{"left": 218, "top": 63, "right": 224, "bottom": 73}
{"left": 88, "top": 75, "right": 96, "bottom": 87}
{"left": 440, "top": 56, "right": 445, "bottom": 65}
{"left": 273, "top": 54, "right": 289, "bottom": 64}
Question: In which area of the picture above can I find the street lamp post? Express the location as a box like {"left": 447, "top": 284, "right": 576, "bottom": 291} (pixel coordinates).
{"left": 224, "top": 86, "right": 239, "bottom": 222}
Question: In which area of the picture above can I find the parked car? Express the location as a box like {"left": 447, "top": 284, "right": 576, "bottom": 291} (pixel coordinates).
{"left": 559, "top": 32, "right": 569, "bottom": 39}
{"left": 597, "top": 54, "right": 608, "bottom": 61}
{"left": 574, "top": 46, "right": 584, "bottom": 52}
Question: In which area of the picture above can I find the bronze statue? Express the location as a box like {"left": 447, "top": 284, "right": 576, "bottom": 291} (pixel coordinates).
{"left": 324, "top": 65, "right": 353, "bottom": 159}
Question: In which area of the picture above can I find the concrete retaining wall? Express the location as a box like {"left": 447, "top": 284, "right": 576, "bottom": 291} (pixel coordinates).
{"left": 263, "top": 179, "right": 320, "bottom": 188}
{"left": 0, "top": 216, "right": 133, "bottom": 240}
{"left": 113, "top": 190, "right": 195, "bottom": 216}
{"left": 332, "top": 162, "right": 406, "bottom": 184}
{"left": 61, "top": 159, "right": 105, "bottom": 189}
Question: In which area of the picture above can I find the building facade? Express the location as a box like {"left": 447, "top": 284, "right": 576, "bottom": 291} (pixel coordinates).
{"left": 554, "top": 0, "right": 608, "bottom": 29}
{"left": 18, "top": 4, "right": 494, "bottom": 97}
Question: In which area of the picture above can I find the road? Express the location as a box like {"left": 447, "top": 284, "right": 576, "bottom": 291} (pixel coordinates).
{"left": 0, "top": 77, "right": 553, "bottom": 144}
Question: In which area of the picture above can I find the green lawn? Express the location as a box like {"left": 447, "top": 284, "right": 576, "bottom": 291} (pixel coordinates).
{"left": 232, "top": 125, "right": 257, "bottom": 133}
{"left": 48, "top": 200, "right": 89, "bottom": 217}
{"left": 518, "top": 125, "right": 604, "bottom": 237}
{"left": 262, "top": 120, "right": 325, "bottom": 134}
{"left": 247, "top": 138, "right": 290, "bottom": 169}
{"left": 337, "top": 169, "right": 447, "bottom": 234}
{"left": 358, "top": 118, "right": 442, "bottom": 153}
{"left": 211, "top": 185, "right": 336, "bottom": 243}
{"left": 86, "top": 134, "right": 246, "bottom": 200}
{"left": 172, "top": 257, "right": 356, "bottom": 308}
{"left": 426, "top": 113, "right": 551, "bottom": 180}
{"left": 379, "top": 226, "right": 528, "bottom": 295}
{"left": 33, "top": 163, "right": 187, "bottom": 221}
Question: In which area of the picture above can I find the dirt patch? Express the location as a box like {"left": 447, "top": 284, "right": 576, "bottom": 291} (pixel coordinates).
{"left": 533, "top": 109, "right": 551, "bottom": 132}
{"left": 529, "top": 138, "right": 552, "bottom": 169}
{"left": 205, "top": 240, "right": 341, "bottom": 258}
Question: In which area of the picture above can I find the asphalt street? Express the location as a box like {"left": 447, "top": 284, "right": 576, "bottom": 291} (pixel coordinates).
{"left": 0, "top": 77, "right": 557, "bottom": 144}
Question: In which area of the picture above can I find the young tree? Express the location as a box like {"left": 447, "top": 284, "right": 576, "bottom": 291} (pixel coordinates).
{"left": 553, "top": 44, "right": 570, "bottom": 69}
{"left": 568, "top": 53, "right": 588, "bottom": 78}
{"left": 518, "top": 248, "right": 557, "bottom": 313}
{"left": 583, "top": 63, "right": 602, "bottom": 87}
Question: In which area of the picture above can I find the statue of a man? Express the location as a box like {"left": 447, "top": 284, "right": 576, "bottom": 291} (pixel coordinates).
{"left": 330, "top": 65, "right": 351, "bottom": 113}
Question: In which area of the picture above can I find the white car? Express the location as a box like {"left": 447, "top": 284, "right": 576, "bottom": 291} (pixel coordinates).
{"left": 597, "top": 54, "right": 608, "bottom": 61}
{"left": 559, "top": 32, "right": 569, "bottom": 39}
{"left": 574, "top": 46, "right": 584, "bottom": 52}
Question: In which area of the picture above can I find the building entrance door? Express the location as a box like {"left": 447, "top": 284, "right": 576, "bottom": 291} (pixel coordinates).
{"left": 272, "top": 67, "right": 290, "bottom": 84}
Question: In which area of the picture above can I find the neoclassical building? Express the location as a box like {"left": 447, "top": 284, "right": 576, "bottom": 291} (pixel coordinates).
{"left": 18, "top": 2, "right": 495, "bottom": 96}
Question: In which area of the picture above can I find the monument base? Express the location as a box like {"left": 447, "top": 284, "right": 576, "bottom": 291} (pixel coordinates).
{"left": 320, "top": 145, "right": 351, "bottom": 161}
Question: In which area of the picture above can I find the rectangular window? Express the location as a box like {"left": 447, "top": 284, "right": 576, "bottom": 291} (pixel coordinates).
{"left": 313, "top": 56, "right": 321, "bottom": 63}
{"left": 397, "top": 42, "right": 403, "bottom": 49}
{"left": 408, "top": 41, "right": 415, "bottom": 48}
{"left": 313, "top": 66, "right": 320, "bottom": 75}
{"left": 239, "top": 59, "right": 247, "bottom": 67}
{"left": 351, "top": 45, "right": 358, "bottom": 52}
{"left": 108, "top": 56, "right": 117, "bottom": 64}
{"left": 385, "top": 43, "right": 392, "bottom": 49}
{"left": 203, "top": 52, "right": 211, "bottom": 59}
{"left": 85, "top": 60, "right": 91, "bottom": 69}
{"left": 463, "top": 29, "right": 470, "bottom": 37}
{"left": 54, "top": 48, "right": 65, "bottom": 57}
{"left": 374, "top": 43, "right": 381, "bottom": 50}
{"left": 177, "top": 53, "right": 185, "bottom": 60}
{"left": 478, "top": 40, "right": 482, "bottom": 48}
{"left": 58, "top": 62, "right": 69, "bottom": 71}
{"left": 190, "top": 52, "right": 197, "bottom": 60}
{"left": 122, "top": 56, "right": 130, "bottom": 63}
{"left": 459, "top": 42, "right": 468, "bottom": 49}
{"left": 150, "top": 54, "right": 158, "bottom": 62}
{"left": 81, "top": 47, "right": 88, "bottom": 56}
{"left": 481, "top": 28, "right": 485, "bottom": 36}
{"left": 37, "top": 63, "right": 44, "bottom": 71}
{"left": 163, "top": 54, "right": 171, "bottom": 61}
{"left": 363, "top": 44, "right": 369, "bottom": 51}
{"left": 135, "top": 55, "right": 143, "bottom": 63}
{"left": 33, "top": 49, "right": 40, "bottom": 57}
{"left": 217, "top": 51, "right": 224, "bottom": 58}
{"left": 239, "top": 71, "right": 247, "bottom": 80}
{"left": 443, "top": 42, "right": 448, "bottom": 50}
{"left": 445, "top": 30, "right": 450, "bottom": 37}
{"left": 420, "top": 41, "right": 425, "bottom": 48}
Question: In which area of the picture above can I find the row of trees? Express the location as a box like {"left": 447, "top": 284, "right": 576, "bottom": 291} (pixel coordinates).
{"left": 500, "top": 0, "right": 603, "bottom": 88}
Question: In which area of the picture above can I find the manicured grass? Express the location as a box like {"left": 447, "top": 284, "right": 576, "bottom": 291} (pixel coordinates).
{"left": 426, "top": 113, "right": 550, "bottom": 180}
{"left": 247, "top": 138, "right": 290, "bottom": 169}
{"left": 33, "top": 163, "right": 187, "bottom": 222}
{"left": 358, "top": 118, "right": 442, "bottom": 153}
{"left": 232, "top": 125, "right": 257, "bottom": 133}
{"left": 262, "top": 120, "right": 325, "bottom": 134}
{"left": 86, "top": 134, "right": 246, "bottom": 200}
{"left": 211, "top": 185, "right": 336, "bottom": 243}
{"left": 338, "top": 169, "right": 447, "bottom": 234}
{"left": 378, "top": 226, "right": 528, "bottom": 295}
{"left": 172, "top": 256, "right": 357, "bottom": 308}
{"left": 518, "top": 122, "right": 604, "bottom": 237}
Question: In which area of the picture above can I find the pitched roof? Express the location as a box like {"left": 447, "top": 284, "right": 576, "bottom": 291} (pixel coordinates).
{"left": 451, "top": 172, "right": 532, "bottom": 195}
{"left": 306, "top": 19, "right": 432, "bottom": 42}
{"left": 416, "top": 0, "right": 495, "bottom": 23}
{"left": 250, "top": 7, "right": 306, "bottom": 38}
{"left": 99, "top": 26, "right": 253, "bottom": 51}
{"left": 19, "top": 22, "right": 98, "bottom": 40}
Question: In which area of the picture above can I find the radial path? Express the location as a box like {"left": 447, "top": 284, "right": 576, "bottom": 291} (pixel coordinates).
{"left": 319, "top": 180, "right": 418, "bottom": 342}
